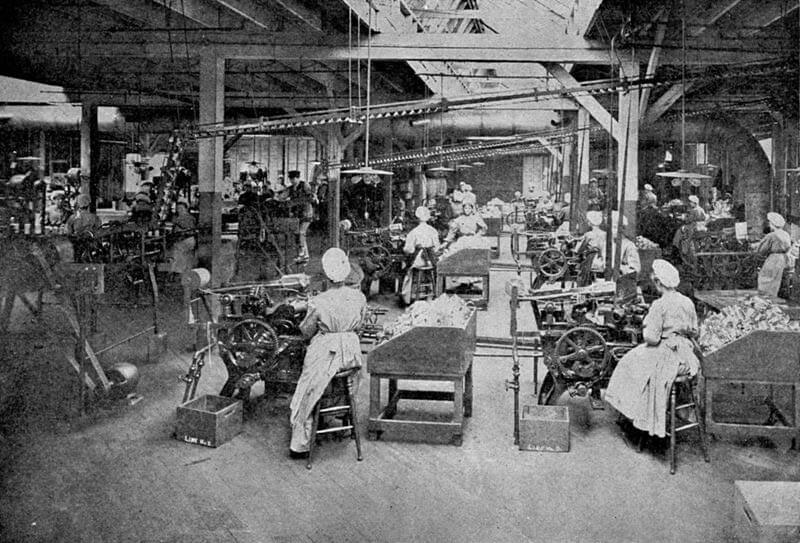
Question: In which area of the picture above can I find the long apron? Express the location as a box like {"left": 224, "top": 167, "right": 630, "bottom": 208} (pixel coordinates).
{"left": 758, "top": 253, "right": 786, "bottom": 297}
{"left": 289, "top": 331, "right": 362, "bottom": 452}
{"left": 605, "top": 336, "right": 699, "bottom": 437}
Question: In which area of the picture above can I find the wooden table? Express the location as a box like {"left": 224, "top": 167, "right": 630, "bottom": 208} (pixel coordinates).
{"left": 436, "top": 248, "right": 491, "bottom": 309}
{"left": 366, "top": 310, "right": 476, "bottom": 445}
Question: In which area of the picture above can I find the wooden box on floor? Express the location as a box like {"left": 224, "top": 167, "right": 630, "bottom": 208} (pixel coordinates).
{"left": 367, "top": 309, "right": 477, "bottom": 445}
{"left": 518, "top": 405, "right": 570, "bottom": 452}
{"left": 734, "top": 481, "right": 800, "bottom": 542}
{"left": 175, "top": 395, "right": 243, "bottom": 447}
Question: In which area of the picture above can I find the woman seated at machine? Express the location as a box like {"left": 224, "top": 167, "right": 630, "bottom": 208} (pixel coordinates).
{"left": 400, "top": 206, "right": 441, "bottom": 305}
{"left": 577, "top": 210, "right": 606, "bottom": 276}
{"left": 605, "top": 259, "right": 700, "bottom": 439}
{"left": 288, "top": 248, "right": 366, "bottom": 459}
{"left": 609, "top": 212, "right": 641, "bottom": 278}
{"left": 443, "top": 202, "right": 487, "bottom": 247}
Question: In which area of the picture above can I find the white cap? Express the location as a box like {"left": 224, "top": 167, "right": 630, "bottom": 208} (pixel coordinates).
{"left": 652, "top": 259, "right": 680, "bottom": 288}
{"left": 688, "top": 195, "right": 699, "bottom": 205}
{"left": 644, "top": 183, "right": 654, "bottom": 191}
{"left": 586, "top": 211, "right": 603, "bottom": 227}
{"left": 321, "top": 247, "right": 351, "bottom": 283}
{"left": 767, "top": 211, "right": 786, "bottom": 228}
{"left": 415, "top": 206, "right": 431, "bottom": 222}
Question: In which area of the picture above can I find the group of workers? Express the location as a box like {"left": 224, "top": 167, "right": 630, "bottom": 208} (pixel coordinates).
{"left": 237, "top": 169, "right": 316, "bottom": 261}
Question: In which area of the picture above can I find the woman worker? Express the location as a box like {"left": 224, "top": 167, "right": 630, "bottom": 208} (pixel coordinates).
{"left": 288, "top": 247, "right": 367, "bottom": 459}
{"left": 755, "top": 211, "right": 792, "bottom": 297}
{"left": 605, "top": 259, "right": 700, "bottom": 438}
{"left": 400, "top": 206, "right": 441, "bottom": 305}
{"left": 578, "top": 210, "right": 606, "bottom": 276}
{"left": 444, "top": 201, "right": 487, "bottom": 246}
{"left": 167, "top": 199, "right": 197, "bottom": 276}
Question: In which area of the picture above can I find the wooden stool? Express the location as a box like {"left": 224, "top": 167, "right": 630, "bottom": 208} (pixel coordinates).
{"left": 307, "top": 366, "right": 363, "bottom": 470}
{"left": 667, "top": 374, "right": 710, "bottom": 474}
{"left": 411, "top": 266, "right": 436, "bottom": 302}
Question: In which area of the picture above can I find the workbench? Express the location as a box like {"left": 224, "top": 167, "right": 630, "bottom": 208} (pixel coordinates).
{"left": 366, "top": 309, "right": 476, "bottom": 445}
{"left": 436, "top": 248, "right": 491, "bottom": 309}
{"left": 703, "top": 330, "right": 800, "bottom": 448}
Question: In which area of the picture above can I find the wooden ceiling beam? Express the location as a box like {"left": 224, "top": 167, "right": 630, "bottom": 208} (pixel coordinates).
{"left": 270, "top": 0, "right": 322, "bottom": 32}
{"left": 688, "top": 0, "right": 744, "bottom": 37}
{"left": 150, "top": 0, "right": 248, "bottom": 29}
{"left": 213, "top": 0, "right": 288, "bottom": 31}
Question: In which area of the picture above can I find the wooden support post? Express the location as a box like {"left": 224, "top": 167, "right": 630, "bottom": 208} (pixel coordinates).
{"left": 197, "top": 53, "right": 225, "bottom": 286}
{"left": 617, "top": 63, "right": 640, "bottom": 233}
{"left": 382, "top": 136, "right": 393, "bottom": 226}
{"left": 80, "top": 103, "right": 99, "bottom": 211}
{"left": 574, "top": 108, "right": 591, "bottom": 230}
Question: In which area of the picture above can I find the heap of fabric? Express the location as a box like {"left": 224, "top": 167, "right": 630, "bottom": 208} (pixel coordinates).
{"left": 699, "top": 295, "right": 800, "bottom": 353}
{"left": 635, "top": 235, "right": 659, "bottom": 249}
{"left": 382, "top": 294, "right": 472, "bottom": 339}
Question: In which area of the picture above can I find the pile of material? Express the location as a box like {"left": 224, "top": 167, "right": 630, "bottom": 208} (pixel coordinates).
{"left": 635, "top": 236, "right": 659, "bottom": 249}
{"left": 699, "top": 295, "right": 800, "bottom": 353}
{"left": 441, "top": 235, "right": 492, "bottom": 258}
{"left": 382, "top": 294, "right": 472, "bottom": 339}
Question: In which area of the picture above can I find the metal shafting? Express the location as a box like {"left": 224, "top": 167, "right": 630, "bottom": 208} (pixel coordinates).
{"left": 505, "top": 286, "right": 521, "bottom": 446}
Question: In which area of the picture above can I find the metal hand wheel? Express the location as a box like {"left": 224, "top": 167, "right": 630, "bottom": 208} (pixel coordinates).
{"left": 225, "top": 318, "right": 279, "bottom": 369}
{"left": 553, "top": 327, "right": 607, "bottom": 380}
{"left": 536, "top": 248, "right": 568, "bottom": 279}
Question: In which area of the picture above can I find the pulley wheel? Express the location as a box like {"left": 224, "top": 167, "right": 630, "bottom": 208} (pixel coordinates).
{"left": 107, "top": 362, "right": 140, "bottom": 398}
{"left": 553, "top": 327, "right": 607, "bottom": 380}
{"left": 537, "top": 248, "right": 568, "bottom": 279}
{"left": 367, "top": 244, "right": 392, "bottom": 275}
{"left": 227, "top": 319, "right": 279, "bottom": 369}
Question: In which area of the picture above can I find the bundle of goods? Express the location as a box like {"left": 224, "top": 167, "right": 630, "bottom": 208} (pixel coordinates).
{"left": 698, "top": 295, "right": 800, "bottom": 353}
{"left": 440, "top": 234, "right": 492, "bottom": 258}
{"left": 381, "top": 294, "right": 472, "bottom": 340}
{"left": 635, "top": 236, "right": 659, "bottom": 249}
{"left": 479, "top": 205, "right": 504, "bottom": 218}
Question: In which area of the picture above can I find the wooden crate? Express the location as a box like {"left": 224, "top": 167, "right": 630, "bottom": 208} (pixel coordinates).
{"left": 734, "top": 481, "right": 800, "bottom": 542}
{"left": 519, "top": 405, "right": 570, "bottom": 452}
{"left": 368, "top": 308, "right": 477, "bottom": 376}
{"left": 175, "top": 395, "right": 243, "bottom": 447}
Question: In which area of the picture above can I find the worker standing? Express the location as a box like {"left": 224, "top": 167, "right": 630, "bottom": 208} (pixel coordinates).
{"left": 288, "top": 248, "right": 366, "bottom": 459}
{"left": 444, "top": 202, "right": 487, "bottom": 246}
{"left": 287, "top": 170, "right": 314, "bottom": 260}
{"left": 755, "top": 212, "right": 792, "bottom": 297}
{"left": 578, "top": 210, "right": 606, "bottom": 275}
{"left": 639, "top": 183, "right": 658, "bottom": 209}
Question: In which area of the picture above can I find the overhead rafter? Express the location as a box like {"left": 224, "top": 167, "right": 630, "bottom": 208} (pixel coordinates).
{"left": 212, "top": 0, "right": 288, "bottom": 31}
{"left": 642, "top": 82, "right": 697, "bottom": 126}
{"left": 270, "top": 0, "right": 322, "bottom": 31}
{"left": 151, "top": 0, "right": 247, "bottom": 28}
{"left": 688, "top": 0, "right": 744, "bottom": 37}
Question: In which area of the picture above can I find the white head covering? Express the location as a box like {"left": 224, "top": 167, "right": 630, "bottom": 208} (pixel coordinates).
{"left": 767, "top": 211, "right": 786, "bottom": 229}
{"left": 321, "top": 247, "right": 351, "bottom": 283}
{"left": 651, "top": 259, "right": 680, "bottom": 288}
{"left": 464, "top": 184, "right": 473, "bottom": 192}
{"left": 415, "top": 206, "right": 431, "bottom": 222}
{"left": 452, "top": 190, "right": 464, "bottom": 202}
{"left": 688, "top": 195, "right": 699, "bottom": 205}
{"left": 644, "top": 183, "right": 654, "bottom": 191}
{"left": 562, "top": 192, "right": 571, "bottom": 204}
{"left": 514, "top": 191, "right": 522, "bottom": 199}
{"left": 586, "top": 211, "right": 603, "bottom": 227}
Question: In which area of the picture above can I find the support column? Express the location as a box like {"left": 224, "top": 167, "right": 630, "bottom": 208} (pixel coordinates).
{"left": 80, "top": 102, "right": 99, "bottom": 210}
{"left": 617, "top": 67, "right": 640, "bottom": 233}
{"left": 326, "top": 125, "right": 343, "bottom": 248}
{"left": 382, "top": 136, "right": 393, "bottom": 226}
{"left": 574, "top": 108, "right": 591, "bottom": 229}
{"left": 197, "top": 53, "right": 225, "bottom": 286}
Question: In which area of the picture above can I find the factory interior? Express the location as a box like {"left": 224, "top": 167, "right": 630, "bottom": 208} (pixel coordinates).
{"left": 1, "top": 0, "right": 800, "bottom": 541}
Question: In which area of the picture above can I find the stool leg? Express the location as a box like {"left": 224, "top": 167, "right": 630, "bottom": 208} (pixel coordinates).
{"left": 307, "top": 402, "right": 321, "bottom": 470}
{"left": 669, "top": 383, "right": 677, "bottom": 475}
{"left": 693, "top": 383, "right": 710, "bottom": 463}
{"left": 347, "top": 376, "right": 363, "bottom": 461}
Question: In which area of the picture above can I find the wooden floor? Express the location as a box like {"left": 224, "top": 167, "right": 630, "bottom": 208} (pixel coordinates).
{"left": 1, "top": 235, "right": 799, "bottom": 543}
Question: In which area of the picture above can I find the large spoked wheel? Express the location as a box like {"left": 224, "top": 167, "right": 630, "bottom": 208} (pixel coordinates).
{"left": 367, "top": 245, "right": 392, "bottom": 275}
{"left": 226, "top": 318, "right": 279, "bottom": 369}
{"left": 537, "top": 248, "right": 568, "bottom": 279}
{"left": 553, "top": 327, "right": 607, "bottom": 382}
